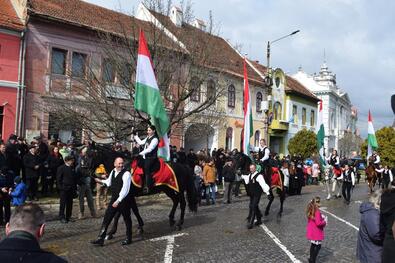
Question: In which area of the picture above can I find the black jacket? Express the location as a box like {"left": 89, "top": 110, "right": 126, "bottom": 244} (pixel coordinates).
{"left": 222, "top": 164, "right": 235, "bottom": 182}
{"left": 0, "top": 230, "right": 67, "bottom": 263}
{"left": 56, "top": 164, "right": 77, "bottom": 191}
{"left": 23, "top": 153, "right": 40, "bottom": 179}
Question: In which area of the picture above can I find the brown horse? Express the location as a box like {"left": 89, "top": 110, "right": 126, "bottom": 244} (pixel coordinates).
{"left": 365, "top": 163, "right": 377, "bottom": 193}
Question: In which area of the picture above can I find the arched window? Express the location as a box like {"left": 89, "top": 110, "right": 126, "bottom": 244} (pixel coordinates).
{"left": 189, "top": 77, "right": 201, "bottom": 102}
{"left": 207, "top": 79, "right": 216, "bottom": 101}
{"left": 227, "top": 85, "right": 235, "bottom": 108}
{"left": 225, "top": 127, "right": 233, "bottom": 151}
{"left": 274, "top": 102, "right": 282, "bottom": 120}
{"left": 256, "top": 92, "right": 262, "bottom": 112}
{"left": 254, "top": 130, "right": 260, "bottom": 147}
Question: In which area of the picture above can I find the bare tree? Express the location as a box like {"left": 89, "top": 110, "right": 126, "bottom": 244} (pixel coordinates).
{"left": 41, "top": 0, "right": 227, "bottom": 143}
{"left": 338, "top": 131, "right": 364, "bottom": 157}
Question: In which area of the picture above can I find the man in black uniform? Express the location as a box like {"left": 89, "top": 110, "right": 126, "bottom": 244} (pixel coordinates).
{"left": 340, "top": 164, "right": 355, "bottom": 205}
{"left": 56, "top": 156, "right": 77, "bottom": 223}
{"left": 242, "top": 163, "right": 270, "bottom": 229}
{"left": 256, "top": 139, "right": 271, "bottom": 183}
{"left": 134, "top": 125, "right": 159, "bottom": 194}
{"left": 91, "top": 157, "right": 133, "bottom": 246}
{"left": 23, "top": 145, "right": 40, "bottom": 201}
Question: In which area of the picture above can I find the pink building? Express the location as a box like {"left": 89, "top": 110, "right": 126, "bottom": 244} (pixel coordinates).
{"left": 0, "top": 0, "right": 24, "bottom": 141}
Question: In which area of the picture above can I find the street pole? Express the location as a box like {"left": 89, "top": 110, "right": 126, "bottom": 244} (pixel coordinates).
{"left": 263, "top": 30, "right": 300, "bottom": 147}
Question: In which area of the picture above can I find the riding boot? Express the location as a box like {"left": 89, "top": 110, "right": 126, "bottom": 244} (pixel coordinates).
{"left": 91, "top": 228, "right": 106, "bottom": 246}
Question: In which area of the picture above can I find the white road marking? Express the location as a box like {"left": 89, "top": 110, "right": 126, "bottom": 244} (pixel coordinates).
{"left": 320, "top": 208, "right": 359, "bottom": 231}
{"left": 150, "top": 233, "right": 188, "bottom": 263}
{"left": 260, "top": 223, "right": 302, "bottom": 263}
{"left": 354, "top": 200, "right": 362, "bottom": 204}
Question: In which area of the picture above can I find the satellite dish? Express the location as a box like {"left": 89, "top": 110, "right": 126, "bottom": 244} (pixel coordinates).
{"left": 392, "top": 94, "right": 395, "bottom": 114}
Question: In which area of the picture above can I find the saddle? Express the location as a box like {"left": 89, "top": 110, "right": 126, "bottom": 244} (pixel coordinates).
{"left": 270, "top": 167, "right": 283, "bottom": 191}
{"left": 131, "top": 159, "right": 179, "bottom": 192}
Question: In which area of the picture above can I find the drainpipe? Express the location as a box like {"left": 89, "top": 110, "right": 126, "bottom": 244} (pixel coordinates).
{"left": 18, "top": 30, "right": 27, "bottom": 136}
{"left": 15, "top": 30, "right": 25, "bottom": 134}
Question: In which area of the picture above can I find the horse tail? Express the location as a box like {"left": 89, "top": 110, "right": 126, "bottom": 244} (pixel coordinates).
{"left": 185, "top": 166, "right": 198, "bottom": 212}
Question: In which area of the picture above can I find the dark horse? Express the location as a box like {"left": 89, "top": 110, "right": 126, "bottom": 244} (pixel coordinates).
{"left": 260, "top": 160, "right": 286, "bottom": 218}
{"left": 365, "top": 158, "right": 377, "bottom": 193}
{"left": 130, "top": 155, "right": 198, "bottom": 230}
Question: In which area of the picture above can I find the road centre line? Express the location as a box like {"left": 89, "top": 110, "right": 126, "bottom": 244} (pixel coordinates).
{"left": 150, "top": 233, "right": 188, "bottom": 263}
{"left": 260, "top": 223, "right": 302, "bottom": 263}
{"left": 320, "top": 208, "right": 359, "bottom": 231}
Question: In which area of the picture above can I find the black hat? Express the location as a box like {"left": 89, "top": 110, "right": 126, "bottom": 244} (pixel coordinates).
{"left": 28, "top": 144, "right": 37, "bottom": 150}
{"left": 9, "top": 134, "right": 17, "bottom": 141}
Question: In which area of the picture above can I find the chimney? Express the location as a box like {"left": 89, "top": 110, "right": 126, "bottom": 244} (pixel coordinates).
{"left": 170, "top": 6, "right": 183, "bottom": 27}
{"left": 192, "top": 19, "right": 206, "bottom": 31}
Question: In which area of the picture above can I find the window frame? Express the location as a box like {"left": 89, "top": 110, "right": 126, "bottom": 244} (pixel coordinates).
{"left": 71, "top": 52, "right": 87, "bottom": 78}
{"left": 190, "top": 77, "right": 201, "bottom": 102}
{"left": 292, "top": 105, "right": 298, "bottom": 123}
{"left": 256, "top": 92, "right": 262, "bottom": 112}
{"left": 302, "top": 107, "right": 307, "bottom": 125}
{"left": 310, "top": 110, "right": 315, "bottom": 127}
{"left": 227, "top": 84, "right": 236, "bottom": 108}
{"left": 51, "top": 48, "right": 67, "bottom": 75}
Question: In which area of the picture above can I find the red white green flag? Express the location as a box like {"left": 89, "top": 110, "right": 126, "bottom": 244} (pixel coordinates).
{"left": 242, "top": 58, "right": 253, "bottom": 156}
{"left": 316, "top": 100, "right": 326, "bottom": 165}
{"left": 134, "top": 29, "right": 170, "bottom": 161}
{"left": 367, "top": 110, "right": 378, "bottom": 160}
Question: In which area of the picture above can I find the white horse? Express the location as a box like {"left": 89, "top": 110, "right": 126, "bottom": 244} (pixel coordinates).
{"left": 324, "top": 165, "right": 343, "bottom": 200}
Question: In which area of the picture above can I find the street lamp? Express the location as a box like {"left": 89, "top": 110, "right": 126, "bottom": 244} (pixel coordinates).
{"left": 264, "top": 30, "right": 300, "bottom": 143}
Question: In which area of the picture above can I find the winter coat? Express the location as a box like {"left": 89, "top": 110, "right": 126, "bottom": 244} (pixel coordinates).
{"left": 23, "top": 153, "right": 40, "bottom": 179}
{"left": 380, "top": 189, "right": 395, "bottom": 263}
{"left": 356, "top": 202, "right": 384, "bottom": 263}
{"left": 222, "top": 164, "right": 235, "bottom": 182}
{"left": 306, "top": 210, "right": 326, "bottom": 241}
{"left": 10, "top": 182, "right": 27, "bottom": 206}
{"left": 202, "top": 164, "right": 216, "bottom": 185}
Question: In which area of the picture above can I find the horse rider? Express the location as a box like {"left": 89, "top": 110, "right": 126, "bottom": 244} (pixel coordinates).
{"left": 91, "top": 157, "right": 133, "bottom": 246}
{"left": 327, "top": 149, "right": 340, "bottom": 169}
{"left": 242, "top": 163, "right": 270, "bottom": 229}
{"left": 255, "top": 139, "right": 271, "bottom": 181}
{"left": 370, "top": 151, "right": 381, "bottom": 169}
{"left": 133, "top": 125, "right": 159, "bottom": 194}
{"left": 338, "top": 164, "right": 355, "bottom": 205}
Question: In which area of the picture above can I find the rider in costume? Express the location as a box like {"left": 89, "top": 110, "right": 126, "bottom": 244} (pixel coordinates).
{"left": 371, "top": 151, "right": 381, "bottom": 169}
{"left": 134, "top": 125, "right": 159, "bottom": 194}
{"left": 255, "top": 139, "right": 271, "bottom": 182}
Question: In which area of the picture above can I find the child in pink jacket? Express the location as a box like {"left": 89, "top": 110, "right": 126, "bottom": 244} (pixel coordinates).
{"left": 306, "top": 196, "right": 327, "bottom": 263}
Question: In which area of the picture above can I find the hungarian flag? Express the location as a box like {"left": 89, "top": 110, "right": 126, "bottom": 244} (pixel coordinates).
{"left": 242, "top": 58, "right": 253, "bottom": 157}
{"left": 367, "top": 110, "right": 378, "bottom": 161}
{"left": 134, "top": 30, "right": 170, "bottom": 161}
{"left": 316, "top": 100, "right": 326, "bottom": 166}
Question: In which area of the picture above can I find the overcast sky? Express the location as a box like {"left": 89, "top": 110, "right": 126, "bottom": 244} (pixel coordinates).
{"left": 84, "top": 0, "right": 394, "bottom": 137}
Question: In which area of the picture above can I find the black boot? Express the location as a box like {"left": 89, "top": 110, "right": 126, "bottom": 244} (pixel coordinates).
{"left": 247, "top": 213, "right": 255, "bottom": 229}
{"left": 121, "top": 231, "right": 132, "bottom": 245}
{"left": 254, "top": 216, "right": 262, "bottom": 226}
{"left": 91, "top": 228, "right": 106, "bottom": 246}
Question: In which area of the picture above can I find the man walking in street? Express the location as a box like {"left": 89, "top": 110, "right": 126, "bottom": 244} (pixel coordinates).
{"left": 339, "top": 164, "right": 355, "bottom": 205}
{"left": 242, "top": 163, "right": 270, "bottom": 229}
{"left": 91, "top": 157, "right": 133, "bottom": 246}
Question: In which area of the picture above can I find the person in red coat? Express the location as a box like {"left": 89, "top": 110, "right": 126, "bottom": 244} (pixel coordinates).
{"left": 306, "top": 196, "right": 327, "bottom": 263}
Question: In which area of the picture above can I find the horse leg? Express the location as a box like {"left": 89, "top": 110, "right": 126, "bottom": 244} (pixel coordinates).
{"left": 176, "top": 192, "right": 186, "bottom": 231}
{"left": 167, "top": 191, "right": 179, "bottom": 227}
{"left": 325, "top": 181, "right": 331, "bottom": 200}
{"left": 130, "top": 196, "right": 144, "bottom": 235}
{"left": 265, "top": 191, "right": 274, "bottom": 216}
{"left": 278, "top": 190, "right": 285, "bottom": 218}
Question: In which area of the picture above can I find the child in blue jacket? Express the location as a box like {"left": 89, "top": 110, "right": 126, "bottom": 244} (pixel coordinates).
{"left": 10, "top": 176, "right": 27, "bottom": 206}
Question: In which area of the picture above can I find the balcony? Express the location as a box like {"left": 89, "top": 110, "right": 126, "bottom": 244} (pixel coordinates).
{"left": 270, "top": 119, "right": 289, "bottom": 130}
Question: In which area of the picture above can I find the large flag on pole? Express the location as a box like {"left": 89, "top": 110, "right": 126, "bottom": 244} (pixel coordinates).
{"left": 242, "top": 58, "right": 253, "bottom": 157}
{"left": 316, "top": 100, "right": 326, "bottom": 166}
{"left": 134, "top": 29, "right": 170, "bottom": 161}
{"left": 367, "top": 110, "right": 378, "bottom": 161}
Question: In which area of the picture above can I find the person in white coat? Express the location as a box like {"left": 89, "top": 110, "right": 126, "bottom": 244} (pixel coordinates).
{"left": 242, "top": 163, "right": 270, "bottom": 229}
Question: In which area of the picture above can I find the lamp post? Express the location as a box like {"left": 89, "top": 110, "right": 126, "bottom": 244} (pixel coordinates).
{"left": 263, "top": 30, "right": 300, "bottom": 143}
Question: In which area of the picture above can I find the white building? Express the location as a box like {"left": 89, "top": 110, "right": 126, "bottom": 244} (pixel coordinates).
{"left": 292, "top": 63, "right": 357, "bottom": 156}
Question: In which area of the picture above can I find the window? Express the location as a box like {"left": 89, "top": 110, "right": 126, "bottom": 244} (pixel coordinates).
{"left": 292, "top": 105, "right": 298, "bottom": 123}
{"left": 207, "top": 79, "right": 216, "bottom": 101}
{"left": 302, "top": 108, "right": 307, "bottom": 125}
{"left": 310, "top": 110, "right": 315, "bottom": 127}
{"left": 119, "top": 63, "right": 132, "bottom": 86}
{"left": 225, "top": 127, "right": 233, "bottom": 151}
{"left": 102, "top": 59, "right": 115, "bottom": 83}
{"left": 227, "top": 85, "right": 235, "bottom": 107}
{"left": 51, "top": 48, "right": 67, "bottom": 75}
{"left": 71, "top": 52, "right": 86, "bottom": 78}
{"left": 274, "top": 102, "right": 282, "bottom": 120}
{"left": 256, "top": 92, "right": 262, "bottom": 112}
{"left": 254, "top": 130, "right": 260, "bottom": 147}
{"left": 190, "top": 77, "right": 201, "bottom": 102}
